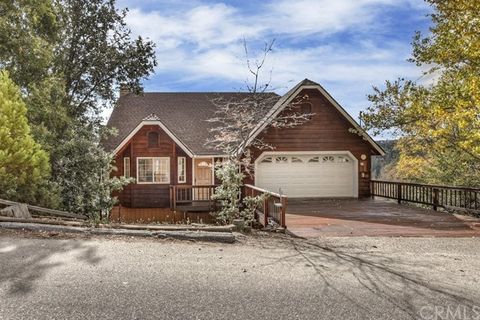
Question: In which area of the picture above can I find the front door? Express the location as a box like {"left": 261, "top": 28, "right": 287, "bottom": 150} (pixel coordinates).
{"left": 194, "top": 158, "right": 213, "bottom": 200}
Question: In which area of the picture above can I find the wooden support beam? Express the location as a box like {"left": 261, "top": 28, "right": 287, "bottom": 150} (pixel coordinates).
{"left": 0, "top": 199, "right": 86, "bottom": 220}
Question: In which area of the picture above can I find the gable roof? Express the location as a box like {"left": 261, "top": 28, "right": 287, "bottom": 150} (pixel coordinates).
{"left": 103, "top": 92, "right": 280, "bottom": 155}
{"left": 245, "top": 79, "right": 385, "bottom": 156}
{"left": 104, "top": 79, "right": 384, "bottom": 157}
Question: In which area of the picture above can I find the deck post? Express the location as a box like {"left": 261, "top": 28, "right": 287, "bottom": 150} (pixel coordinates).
{"left": 173, "top": 185, "right": 177, "bottom": 211}
{"left": 433, "top": 188, "right": 439, "bottom": 211}
{"left": 263, "top": 197, "right": 269, "bottom": 226}
{"left": 280, "top": 196, "right": 287, "bottom": 228}
{"left": 397, "top": 183, "right": 402, "bottom": 204}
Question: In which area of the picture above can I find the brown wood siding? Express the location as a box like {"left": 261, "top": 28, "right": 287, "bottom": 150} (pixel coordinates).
{"left": 250, "top": 89, "right": 375, "bottom": 197}
{"left": 113, "top": 125, "right": 193, "bottom": 208}
{"left": 109, "top": 206, "right": 214, "bottom": 224}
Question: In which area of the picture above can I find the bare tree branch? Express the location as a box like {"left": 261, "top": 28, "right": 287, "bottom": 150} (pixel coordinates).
{"left": 206, "top": 39, "right": 313, "bottom": 175}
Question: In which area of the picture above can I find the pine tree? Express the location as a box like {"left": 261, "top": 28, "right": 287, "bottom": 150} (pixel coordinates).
{"left": 0, "top": 70, "right": 51, "bottom": 203}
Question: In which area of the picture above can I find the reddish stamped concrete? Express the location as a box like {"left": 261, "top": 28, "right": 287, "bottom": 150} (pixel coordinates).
{"left": 286, "top": 198, "right": 480, "bottom": 238}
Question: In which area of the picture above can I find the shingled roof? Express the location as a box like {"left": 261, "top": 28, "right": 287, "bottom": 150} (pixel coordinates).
{"left": 103, "top": 92, "right": 280, "bottom": 155}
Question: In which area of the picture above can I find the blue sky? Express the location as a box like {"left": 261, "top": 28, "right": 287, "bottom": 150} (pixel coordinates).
{"left": 112, "top": 0, "right": 432, "bottom": 121}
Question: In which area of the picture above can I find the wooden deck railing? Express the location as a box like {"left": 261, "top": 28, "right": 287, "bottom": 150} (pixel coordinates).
{"left": 169, "top": 184, "right": 288, "bottom": 227}
{"left": 371, "top": 180, "right": 480, "bottom": 212}
{"left": 169, "top": 185, "right": 217, "bottom": 211}
{"left": 243, "top": 184, "right": 287, "bottom": 228}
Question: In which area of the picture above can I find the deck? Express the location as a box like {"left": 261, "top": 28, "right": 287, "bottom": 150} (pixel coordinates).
{"left": 286, "top": 198, "right": 480, "bottom": 238}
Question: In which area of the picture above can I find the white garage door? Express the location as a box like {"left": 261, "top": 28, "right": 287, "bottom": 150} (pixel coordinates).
{"left": 255, "top": 153, "right": 357, "bottom": 198}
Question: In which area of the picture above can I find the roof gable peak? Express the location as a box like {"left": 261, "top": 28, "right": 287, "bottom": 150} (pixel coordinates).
{"left": 299, "top": 78, "right": 320, "bottom": 86}
{"left": 143, "top": 113, "right": 162, "bottom": 121}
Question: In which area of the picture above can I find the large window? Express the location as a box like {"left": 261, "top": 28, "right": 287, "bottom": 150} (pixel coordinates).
{"left": 178, "top": 157, "right": 186, "bottom": 183}
{"left": 137, "top": 157, "right": 170, "bottom": 183}
{"left": 123, "top": 157, "right": 130, "bottom": 178}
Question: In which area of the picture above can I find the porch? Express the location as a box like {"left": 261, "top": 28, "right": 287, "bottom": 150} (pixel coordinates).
{"left": 169, "top": 184, "right": 287, "bottom": 228}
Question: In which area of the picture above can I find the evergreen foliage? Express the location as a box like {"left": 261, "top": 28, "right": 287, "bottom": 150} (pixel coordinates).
{"left": 0, "top": 0, "right": 156, "bottom": 219}
{"left": 0, "top": 70, "right": 53, "bottom": 205}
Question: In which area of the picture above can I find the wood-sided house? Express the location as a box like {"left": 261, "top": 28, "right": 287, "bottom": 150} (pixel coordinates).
{"left": 103, "top": 79, "right": 384, "bottom": 221}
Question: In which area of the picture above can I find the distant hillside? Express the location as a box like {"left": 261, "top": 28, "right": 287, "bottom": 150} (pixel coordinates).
{"left": 372, "top": 140, "right": 399, "bottom": 179}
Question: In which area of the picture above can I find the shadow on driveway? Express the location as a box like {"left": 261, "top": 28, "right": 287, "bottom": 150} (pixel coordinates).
{"left": 0, "top": 230, "right": 102, "bottom": 295}
{"left": 248, "top": 236, "right": 480, "bottom": 319}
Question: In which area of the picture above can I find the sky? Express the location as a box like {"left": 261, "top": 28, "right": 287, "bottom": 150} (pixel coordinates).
{"left": 111, "top": 0, "right": 432, "bottom": 122}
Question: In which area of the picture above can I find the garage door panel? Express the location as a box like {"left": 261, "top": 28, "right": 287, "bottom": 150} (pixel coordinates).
{"left": 256, "top": 153, "right": 357, "bottom": 198}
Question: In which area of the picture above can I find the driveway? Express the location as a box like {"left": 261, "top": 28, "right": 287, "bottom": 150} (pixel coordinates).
{"left": 1, "top": 229, "right": 480, "bottom": 320}
{"left": 286, "top": 198, "right": 480, "bottom": 238}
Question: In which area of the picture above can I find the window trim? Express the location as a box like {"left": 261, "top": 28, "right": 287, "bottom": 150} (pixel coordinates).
{"left": 136, "top": 157, "right": 170, "bottom": 184}
{"left": 177, "top": 157, "right": 186, "bottom": 183}
{"left": 123, "top": 157, "right": 130, "bottom": 178}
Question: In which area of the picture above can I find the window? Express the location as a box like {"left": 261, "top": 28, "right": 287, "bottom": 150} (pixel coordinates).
{"left": 275, "top": 156, "right": 288, "bottom": 163}
{"left": 123, "top": 157, "right": 130, "bottom": 178}
{"left": 337, "top": 156, "right": 350, "bottom": 163}
{"left": 137, "top": 157, "right": 170, "bottom": 183}
{"left": 178, "top": 157, "right": 186, "bottom": 183}
{"left": 260, "top": 157, "right": 273, "bottom": 163}
{"left": 147, "top": 132, "right": 159, "bottom": 147}
{"left": 301, "top": 103, "right": 312, "bottom": 114}
{"left": 322, "top": 156, "right": 335, "bottom": 163}
{"left": 291, "top": 156, "right": 303, "bottom": 163}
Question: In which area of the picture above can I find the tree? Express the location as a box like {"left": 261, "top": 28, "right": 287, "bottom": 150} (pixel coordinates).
{"left": 47, "top": 0, "right": 156, "bottom": 218}
{"left": 208, "top": 40, "right": 312, "bottom": 224}
{"left": 0, "top": 0, "right": 157, "bottom": 217}
{"left": 55, "top": 0, "right": 157, "bottom": 123}
{"left": 0, "top": 0, "right": 58, "bottom": 88}
{"left": 361, "top": 0, "right": 480, "bottom": 187}
{"left": 0, "top": 70, "right": 53, "bottom": 205}
{"left": 208, "top": 40, "right": 311, "bottom": 167}
{"left": 53, "top": 127, "right": 133, "bottom": 221}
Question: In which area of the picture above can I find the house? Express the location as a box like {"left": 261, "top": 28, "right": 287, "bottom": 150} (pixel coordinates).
{"left": 103, "top": 79, "right": 384, "bottom": 222}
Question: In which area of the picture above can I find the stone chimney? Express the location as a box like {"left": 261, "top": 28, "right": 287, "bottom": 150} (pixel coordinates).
{"left": 119, "top": 84, "right": 131, "bottom": 97}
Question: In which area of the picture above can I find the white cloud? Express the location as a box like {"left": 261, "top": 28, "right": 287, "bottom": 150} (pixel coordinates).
{"left": 263, "top": 0, "right": 395, "bottom": 36}
{"left": 126, "top": 4, "right": 261, "bottom": 49}
{"left": 116, "top": 0, "right": 428, "bottom": 118}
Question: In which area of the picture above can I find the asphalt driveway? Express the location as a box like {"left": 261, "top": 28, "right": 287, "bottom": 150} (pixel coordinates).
{"left": 1, "top": 229, "right": 480, "bottom": 320}
{"left": 286, "top": 198, "right": 480, "bottom": 237}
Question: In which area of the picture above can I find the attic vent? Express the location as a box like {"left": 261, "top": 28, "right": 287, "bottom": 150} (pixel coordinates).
{"left": 143, "top": 113, "right": 161, "bottom": 121}
{"left": 148, "top": 132, "right": 159, "bottom": 147}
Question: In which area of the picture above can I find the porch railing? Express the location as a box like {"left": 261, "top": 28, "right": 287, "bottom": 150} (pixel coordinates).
{"left": 169, "top": 185, "right": 217, "bottom": 211}
{"left": 371, "top": 180, "right": 480, "bottom": 212}
{"left": 243, "top": 184, "right": 287, "bottom": 228}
